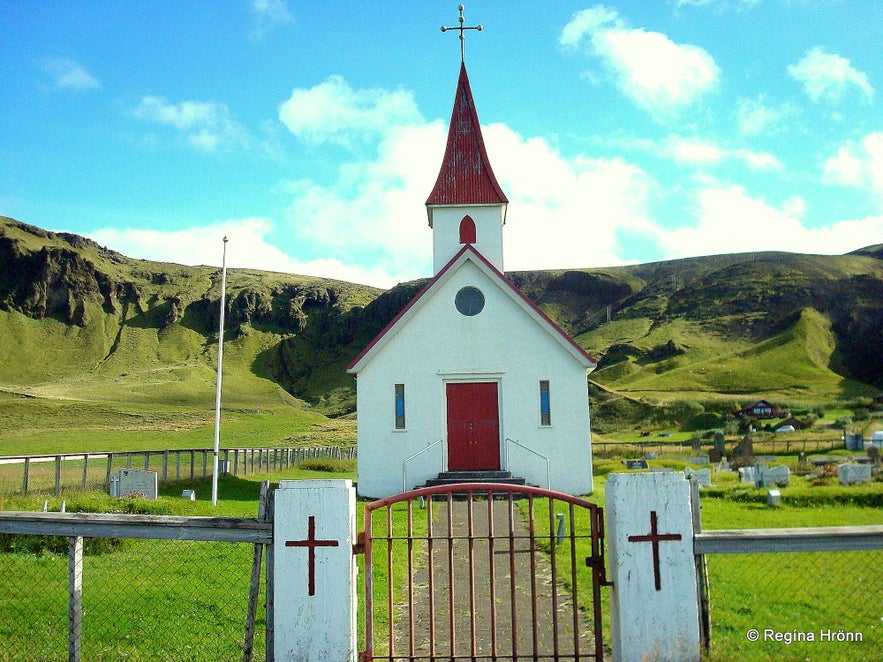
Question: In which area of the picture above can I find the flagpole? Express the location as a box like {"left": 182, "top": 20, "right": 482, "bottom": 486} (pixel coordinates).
{"left": 211, "top": 236, "right": 228, "bottom": 506}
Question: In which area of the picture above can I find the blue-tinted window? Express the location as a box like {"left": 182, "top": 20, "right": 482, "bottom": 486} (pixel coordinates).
{"left": 395, "top": 383, "right": 405, "bottom": 429}
{"left": 540, "top": 380, "right": 551, "bottom": 426}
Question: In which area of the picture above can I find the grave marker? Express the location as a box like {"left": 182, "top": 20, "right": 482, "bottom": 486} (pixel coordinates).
{"left": 754, "top": 463, "right": 790, "bottom": 488}
{"left": 625, "top": 459, "right": 649, "bottom": 470}
{"left": 838, "top": 463, "right": 871, "bottom": 485}
{"left": 109, "top": 469, "right": 158, "bottom": 500}
{"left": 684, "top": 467, "right": 712, "bottom": 486}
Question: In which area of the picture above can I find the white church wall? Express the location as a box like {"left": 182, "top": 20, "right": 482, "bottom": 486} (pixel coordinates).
{"left": 431, "top": 206, "right": 505, "bottom": 273}
{"left": 355, "top": 258, "right": 593, "bottom": 498}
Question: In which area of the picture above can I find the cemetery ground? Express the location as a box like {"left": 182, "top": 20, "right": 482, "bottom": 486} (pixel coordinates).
{"left": 1, "top": 453, "right": 880, "bottom": 660}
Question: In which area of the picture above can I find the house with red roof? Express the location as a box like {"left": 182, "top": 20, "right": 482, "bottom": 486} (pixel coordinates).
{"left": 347, "top": 62, "right": 596, "bottom": 498}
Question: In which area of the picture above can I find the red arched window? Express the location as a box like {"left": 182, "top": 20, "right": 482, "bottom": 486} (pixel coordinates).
{"left": 459, "top": 215, "right": 476, "bottom": 244}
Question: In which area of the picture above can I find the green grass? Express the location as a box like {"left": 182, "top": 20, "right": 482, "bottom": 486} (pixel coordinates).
{"left": 1, "top": 464, "right": 880, "bottom": 661}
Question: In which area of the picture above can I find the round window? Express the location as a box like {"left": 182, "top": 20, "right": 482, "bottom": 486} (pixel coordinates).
{"left": 455, "top": 286, "right": 485, "bottom": 316}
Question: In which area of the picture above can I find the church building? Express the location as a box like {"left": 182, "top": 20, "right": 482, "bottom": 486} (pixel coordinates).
{"left": 347, "top": 60, "right": 596, "bottom": 499}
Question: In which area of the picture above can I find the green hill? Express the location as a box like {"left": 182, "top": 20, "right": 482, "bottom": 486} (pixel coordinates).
{"left": 1, "top": 215, "right": 881, "bottom": 452}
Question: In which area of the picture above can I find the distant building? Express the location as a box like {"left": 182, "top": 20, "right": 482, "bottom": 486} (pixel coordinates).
{"left": 347, "top": 62, "right": 596, "bottom": 498}
{"left": 735, "top": 400, "right": 788, "bottom": 419}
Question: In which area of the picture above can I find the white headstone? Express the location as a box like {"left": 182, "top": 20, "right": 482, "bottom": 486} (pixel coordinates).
{"left": 838, "top": 463, "right": 872, "bottom": 485}
{"left": 766, "top": 489, "right": 781, "bottom": 506}
{"left": 109, "top": 469, "right": 158, "bottom": 500}
{"left": 739, "top": 466, "right": 756, "bottom": 484}
{"left": 685, "top": 467, "right": 712, "bottom": 487}
{"left": 755, "top": 464, "right": 789, "bottom": 488}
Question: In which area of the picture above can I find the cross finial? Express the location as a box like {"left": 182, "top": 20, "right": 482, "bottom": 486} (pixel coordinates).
{"left": 441, "top": 4, "right": 483, "bottom": 63}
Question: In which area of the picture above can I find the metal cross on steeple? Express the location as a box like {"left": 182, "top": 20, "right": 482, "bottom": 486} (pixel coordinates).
{"left": 441, "top": 4, "right": 483, "bottom": 63}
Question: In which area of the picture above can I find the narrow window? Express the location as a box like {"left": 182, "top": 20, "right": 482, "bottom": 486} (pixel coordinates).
{"left": 539, "top": 380, "right": 551, "bottom": 426}
{"left": 459, "top": 215, "right": 476, "bottom": 244}
{"left": 395, "top": 383, "right": 406, "bottom": 429}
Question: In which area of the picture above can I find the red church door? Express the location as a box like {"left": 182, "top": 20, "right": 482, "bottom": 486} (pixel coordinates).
{"left": 446, "top": 382, "right": 501, "bottom": 471}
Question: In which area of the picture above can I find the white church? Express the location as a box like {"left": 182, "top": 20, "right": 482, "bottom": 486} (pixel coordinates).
{"left": 347, "top": 61, "right": 596, "bottom": 499}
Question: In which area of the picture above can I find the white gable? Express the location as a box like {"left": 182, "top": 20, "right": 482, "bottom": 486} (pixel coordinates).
{"left": 348, "top": 246, "right": 595, "bottom": 375}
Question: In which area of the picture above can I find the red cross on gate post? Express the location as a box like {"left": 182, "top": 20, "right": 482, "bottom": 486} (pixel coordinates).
{"left": 286, "top": 515, "right": 340, "bottom": 596}
{"left": 627, "top": 510, "right": 682, "bottom": 591}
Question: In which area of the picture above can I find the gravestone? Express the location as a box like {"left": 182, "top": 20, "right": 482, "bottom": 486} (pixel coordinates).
{"left": 844, "top": 433, "right": 863, "bottom": 451}
{"left": 755, "top": 463, "right": 790, "bottom": 488}
{"left": 713, "top": 459, "right": 731, "bottom": 473}
{"left": 838, "top": 463, "right": 872, "bottom": 485}
{"left": 868, "top": 446, "right": 880, "bottom": 467}
{"left": 684, "top": 467, "right": 712, "bottom": 487}
{"left": 713, "top": 432, "right": 726, "bottom": 457}
{"left": 685, "top": 455, "right": 710, "bottom": 466}
{"left": 730, "top": 436, "right": 754, "bottom": 468}
{"left": 766, "top": 489, "right": 782, "bottom": 506}
{"left": 625, "top": 459, "right": 650, "bottom": 470}
{"left": 708, "top": 448, "right": 722, "bottom": 463}
{"left": 644, "top": 452, "right": 658, "bottom": 460}
{"left": 738, "top": 466, "right": 755, "bottom": 484}
{"left": 691, "top": 436, "right": 701, "bottom": 453}
{"left": 109, "top": 469, "right": 158, "bottom": 500}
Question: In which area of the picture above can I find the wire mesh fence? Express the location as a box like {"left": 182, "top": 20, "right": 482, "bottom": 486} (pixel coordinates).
{"left": 703, "top": 549, "right": 882, "bottom": 661}
{"left": 0, "top": 535, "right": 266, "bottom": 662}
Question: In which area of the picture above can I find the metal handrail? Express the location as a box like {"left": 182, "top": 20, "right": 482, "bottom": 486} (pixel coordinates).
{"left": 505, "top": 437, "right": 551, "bottom": 489}
{"left": 401, "top": 439, "right": 444, "bottom": 493}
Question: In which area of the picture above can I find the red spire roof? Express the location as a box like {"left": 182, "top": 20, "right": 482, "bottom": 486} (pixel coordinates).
{"left": 425, "top": 63, "right": 508, "bottom": 209}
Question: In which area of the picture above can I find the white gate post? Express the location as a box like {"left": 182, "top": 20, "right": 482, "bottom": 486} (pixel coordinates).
{"left": 272, "top": 479, "right": 357, "bottom": 661}
{"left": 606, "top": 472, "right": 700, "bottom": 662}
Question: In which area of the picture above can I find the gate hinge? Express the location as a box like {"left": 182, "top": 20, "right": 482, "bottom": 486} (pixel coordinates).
{"left": 352, "top": 531, "right": 367, "bottom": 555}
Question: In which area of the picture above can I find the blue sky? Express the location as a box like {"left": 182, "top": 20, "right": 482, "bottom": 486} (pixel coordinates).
{"left": 2, "top": 1, "right": 882, "bottom": 288}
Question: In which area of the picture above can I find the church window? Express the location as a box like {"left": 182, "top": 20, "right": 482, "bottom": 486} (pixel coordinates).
{"left": 394, "top": 383, "right": 406, "bottom": 429}
{"left": 455, "top": 286, "right": 485, "bottom": 316}
{"left": 539, "top": 380, "right": 551, "bottom": 426}
{"left": 459, "top": 215, "right": 476, "bottom": 244}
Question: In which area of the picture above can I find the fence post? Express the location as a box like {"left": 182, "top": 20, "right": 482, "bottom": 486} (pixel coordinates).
{"left": 55, "top": 455, "right": 62, "bottom": 497}
{"left": 69, "top": 536, "right": 83, "bottom": 662}
{"left": 22, "top": 457, "right": 30, "bottom": 496}
{"left": 105, "top": 454, "right": 113, "bottom": 490}
{"left": 271, "top": 479, "right": 357, "bottom": 661}
{"left": 607, "top": 471, "right": 700, "bottom": 662}
{"left": 81, "top": 455, "right": 89, "bottom": 491}
{"left": 162, "top": 451, "right": 169, "bottom": 482}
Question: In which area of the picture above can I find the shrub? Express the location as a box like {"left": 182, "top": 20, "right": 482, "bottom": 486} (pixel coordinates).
{"left": 298, "top": 458, "right": 356, "bottom": 473}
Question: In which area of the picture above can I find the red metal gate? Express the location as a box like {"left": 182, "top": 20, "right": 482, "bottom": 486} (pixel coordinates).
{"left": 358, "top": 483, "right": 611, "bottom": 661}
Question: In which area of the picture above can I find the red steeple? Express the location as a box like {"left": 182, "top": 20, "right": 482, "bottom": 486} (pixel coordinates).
{"left": 425, "top": 62, "right": 508, "bottom": 217}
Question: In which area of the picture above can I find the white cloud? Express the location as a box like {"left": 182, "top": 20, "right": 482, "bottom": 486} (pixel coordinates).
{"left": 39, "top": 58, "right": 100, "bottom": 91}
{"left": 788, "top": 47, "right": 874, "bottom": 105}
{"left": 823, "top": 132, "right": 883, "bottom": 197}
{"left": 660, "top": 135, "right": 782, "bottom": 171}
{"left": 736, "top": 97, "right": 794, "bottom": 136}
{"left": 660, "top": 185, "right": 882, "bottom": 258}
{"left": 89, "top": 218, "right": 395, "bottom": 287}
{"left": 559, "top": 6, "right": 720, "bottom": 122}
{"left": 249, "top": 0, "right": 294, "bottom": 39}
{"left": 133, "top": 96, "right": 250, "bottom": 151}
{"left": 278, "top": 76, "right": 424, "bottom": 147}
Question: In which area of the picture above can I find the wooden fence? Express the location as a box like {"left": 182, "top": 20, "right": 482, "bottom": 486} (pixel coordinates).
{"left": 0, "top": 446, "right": 356, "bottom": 497}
